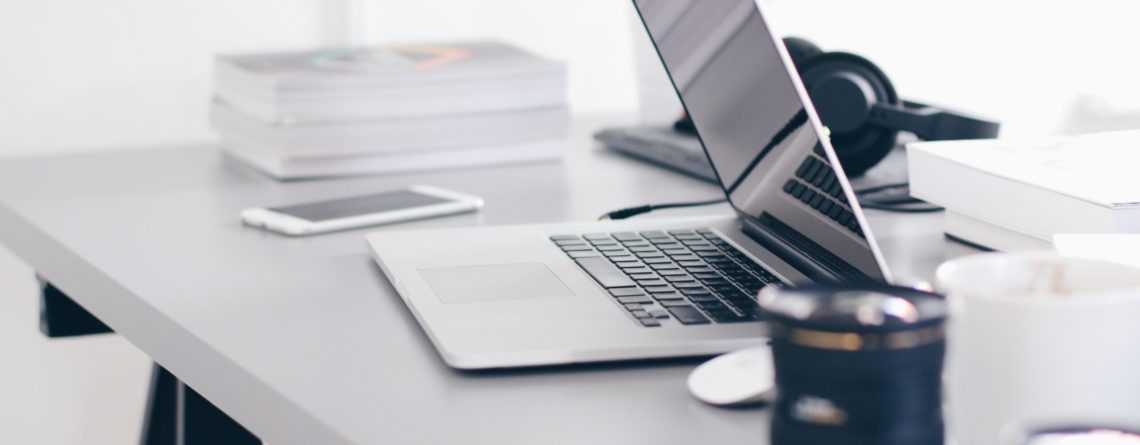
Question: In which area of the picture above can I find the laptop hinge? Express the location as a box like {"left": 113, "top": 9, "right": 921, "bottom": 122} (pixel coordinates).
{"left": 741, "top": 212, "right": 874, "bottom": 285}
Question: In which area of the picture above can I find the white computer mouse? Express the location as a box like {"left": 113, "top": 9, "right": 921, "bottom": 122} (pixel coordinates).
{"left": 687, "top": 345, "right": 776, "bottom": 406}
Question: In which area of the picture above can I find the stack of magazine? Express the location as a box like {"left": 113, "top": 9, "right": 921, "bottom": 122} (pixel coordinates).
{"left": 211, "top": 41, "right": 569, "bottom": 179}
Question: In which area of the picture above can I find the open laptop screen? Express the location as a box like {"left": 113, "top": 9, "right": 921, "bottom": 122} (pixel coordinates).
{"left": 633, "top": 0, "right": 887, "bottom": 283}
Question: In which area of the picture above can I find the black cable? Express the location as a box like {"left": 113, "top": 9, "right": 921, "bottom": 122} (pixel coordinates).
{"left": 858, "top": 203, "right": 944, "bottom": 213}
{"left": 867, "top": 196, "right": 926, "bottom": 205}
{"left": 853, "top": 182, "right": 910, "bottom": 195}
{"left": 599, "top": 198, "right": 727, "bottom": 221}
{"left": 599, "top": 182, "right": 941, "bottom": 220}
{"left": 854, "top": 182, "right": 944, "bottom": 213}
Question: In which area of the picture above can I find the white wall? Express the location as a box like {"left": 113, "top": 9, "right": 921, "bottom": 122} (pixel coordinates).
{"left": 765, "top": 0, "right": 1140, "bottom": 137}
{"left": 5, "top": 1, "right": 1140, "bottom": 158}
{"left": 350, "top": 0, "right": 640, "bottom": 116}
{"left": 0, "top": 0, "right": 332, "bottom": 157}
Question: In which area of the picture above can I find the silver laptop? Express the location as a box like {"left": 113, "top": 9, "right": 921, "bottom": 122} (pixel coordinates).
{"left": 367, "top": 0, "right": 891, "bottom": 369}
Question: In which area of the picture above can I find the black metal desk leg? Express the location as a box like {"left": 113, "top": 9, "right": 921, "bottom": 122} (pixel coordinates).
{"left": 37, "top": 275, "right": 113, "bottom": 338}
{"left": 141, "top": 364, "right": 260, "bottom": 445}
{"left": 34, "top": 276, "right": 259, "bottom": 444}
{"left": 176, "top": 377, "right": 260, "bottom": 445}
{"left": 141, "top": 364, "right": 178, "bottom": 445}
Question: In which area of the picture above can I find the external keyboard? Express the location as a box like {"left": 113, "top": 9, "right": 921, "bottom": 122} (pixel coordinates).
{"left": 552, "top": 229, "right": 780, "bottom": 328}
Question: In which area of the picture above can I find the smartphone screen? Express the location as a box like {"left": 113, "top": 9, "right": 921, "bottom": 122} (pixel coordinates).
{"left": 269, "top": 190, "right": 453, "bottom": 222}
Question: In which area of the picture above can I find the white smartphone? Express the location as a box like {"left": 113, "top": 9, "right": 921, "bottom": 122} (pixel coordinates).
{"left": 241, "top": 185, "right": 483, "bottom": 236}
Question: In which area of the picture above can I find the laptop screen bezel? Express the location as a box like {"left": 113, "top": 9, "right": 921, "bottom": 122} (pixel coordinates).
{"left": 630, "top": 0, "right": 892, "bottom": 284}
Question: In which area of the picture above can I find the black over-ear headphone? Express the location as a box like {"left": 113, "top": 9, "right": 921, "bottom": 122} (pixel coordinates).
{"left": 781, "top": 37, "right": 1000, "bottom": 176}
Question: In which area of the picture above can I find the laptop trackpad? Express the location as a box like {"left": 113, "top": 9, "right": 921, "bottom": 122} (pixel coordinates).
{"left": 420, "top": 263, "right": 574, "bottom": 304}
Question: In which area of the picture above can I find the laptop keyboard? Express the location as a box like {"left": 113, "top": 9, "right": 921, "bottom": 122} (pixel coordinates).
{"left": 552, "top": 229, "right": 780, "bottom": 328}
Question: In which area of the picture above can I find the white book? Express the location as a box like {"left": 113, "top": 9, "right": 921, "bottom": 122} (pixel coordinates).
{"left": 215, "top": 41, "right": 567, "bottom": 123}
{"left": 221, "top": 136, "right": 565, "bottom": 180}
{"left": 209, "top": 100, "right": 569, "bottom": 160}
{"left": 944, "top": 210, "right": 1051, "bottom": 251}
{"left": 907, "top": 131, "right": 1140, "bottom": 250}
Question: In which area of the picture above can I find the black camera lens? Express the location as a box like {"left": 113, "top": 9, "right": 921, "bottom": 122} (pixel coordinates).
{"left": 758, "top": 285, "right": 948, "bottom": 445}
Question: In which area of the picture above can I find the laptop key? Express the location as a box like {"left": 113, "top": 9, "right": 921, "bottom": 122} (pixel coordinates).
{"left": 567, "top": 250, "right": 600, "bottom": 258}
{"left": 658, "top": 269, "right": 688, "bottom": 276}
{"left": 606, "top": 255, "right": 636, "bottom": 262}
{"left": 550, "top": 235, "right": 581, "bottom": 241}
{"left": 576, "top": 257, "right": 637, "bottom": 288}
{"left": 640, "top": 318, "right": 662, "bottom": 327}
{"left": 561, "top": 245, "right": 595, "bottom": 252}
{"left": 686, "top": 294, "right": 718, "bottom": 303}
{"left": 634, "top": 251, "right": 665, "bottom": 258}
{"left": 629, "top": 273, "right": 658, "bottom": 280}
{"left": 694, "top": 300, "right": 732, "bottom": 312}
{"left": 643, "top": 257, "right": 673, "bottom": 264}
{"left": 652, "top": 292, "right": 684, "bottom": 301}
{"left": 666, "top": 305, "right": 711, "bottom": 325}
{"left": 680, "top": 289, "right": 713, "bottom": 298}
{"left": 710, "top": 311, "right": 752, "bottom": 323}
{"left": 643, "top": 285, "right": 675, "bottom": 294}
{"left": 615, "top": 261, "right": 646, "bottom": 269}
{"left": 638, "top": 279, "right": 668, "bottom": 287}
{"left": 649, "top": 310, "right": 670, "bottom": 319}
{"left": 660, "top": 300, "right": 692, "bottom": 307}
{"left": 616, "top": 296, "right": 653, "bottom": 304}
{"left": 612, "top": 232, "right": 641, "bottom": 241}
{"left": 610, "top": 288, "right": 645, "bottom": 297}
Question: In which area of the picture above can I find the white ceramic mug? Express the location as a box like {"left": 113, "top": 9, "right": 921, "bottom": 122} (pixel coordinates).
{"left": 1001, "top": 415, "right": 1140, "bottom": 445}
{"left": 936, "top": 252, "right": 1140, "bottom": 445}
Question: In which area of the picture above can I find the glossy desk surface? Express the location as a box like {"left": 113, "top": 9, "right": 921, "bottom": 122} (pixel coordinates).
{"left": 0, "top": 117, "right": 977, "bottom": 444}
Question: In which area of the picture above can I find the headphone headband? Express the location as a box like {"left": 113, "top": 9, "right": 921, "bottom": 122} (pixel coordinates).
{"left": 783, "top": 37, "right": 1000, "bottom": 176}
{"left": 869, "top": 102, "right": 1001, "bottom": 141}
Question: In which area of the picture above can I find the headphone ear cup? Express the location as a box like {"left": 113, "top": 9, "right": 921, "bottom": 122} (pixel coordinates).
{"left": 782, "top": 37, "right": 823, "bottom": 72}
{"left": 799, "top": 52, "right": 899, "bottom": 177}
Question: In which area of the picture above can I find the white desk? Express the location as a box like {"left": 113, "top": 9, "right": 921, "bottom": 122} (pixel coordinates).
{"left": 0, "top": 116, "right": 977, "bottom": 444}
